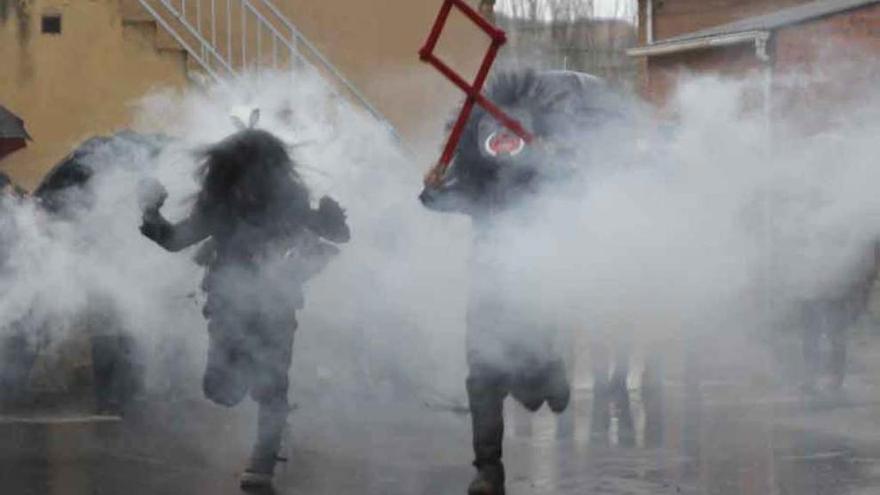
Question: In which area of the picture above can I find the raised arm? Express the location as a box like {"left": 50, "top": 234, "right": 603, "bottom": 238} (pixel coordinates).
{"left": 307, "top": 196, "right": 350, "bottom": 243}
{"left": 141, "top": 206, "right": 212, "bottom": 252}
{"left": 138, "top": 179, "right": 212, "bottom": 252}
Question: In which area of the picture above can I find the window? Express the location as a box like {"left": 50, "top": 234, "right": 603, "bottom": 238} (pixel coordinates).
{"left": 41, "top": 14, "right": 61, "bottom": 35}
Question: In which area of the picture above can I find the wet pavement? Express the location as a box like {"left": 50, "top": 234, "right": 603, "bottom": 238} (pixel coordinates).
{"left": 5, "top": 375, "right": 880, "bottom": 495}
{"left": 5, "top": 330, "right": 880, "bottom": 495}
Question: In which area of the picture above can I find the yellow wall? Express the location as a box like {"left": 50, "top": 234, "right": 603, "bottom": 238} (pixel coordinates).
{"left": 277, "top": 0, "right": 490, "bottom": 148}
{"left": 1, "top": 0, "right": 492, "bottom": 188}
{"left": 0, "top": 0, "right": 188, "bottom": 189}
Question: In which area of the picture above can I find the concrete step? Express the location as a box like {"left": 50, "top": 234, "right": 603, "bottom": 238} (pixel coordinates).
{"left": 119, "top": 0, "right": 154, "bottom": 23}
{"left": 154, "top": 22, "right": 188, "bottom": 51}
{"left": 185, "top": 53, "right": 214, "bottom": 83}
{"left": 117, "top": 0, "right": 315, "bottom": 80}
{"left": 121, "top": 18, "right": 189, "bottom": 79}
{"left": 119, "top": 0, "right": 188, "bottom": 55}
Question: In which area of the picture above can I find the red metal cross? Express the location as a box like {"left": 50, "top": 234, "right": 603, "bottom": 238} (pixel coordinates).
{"left": 419, "top": 0, "right": 535, "bottom": 186}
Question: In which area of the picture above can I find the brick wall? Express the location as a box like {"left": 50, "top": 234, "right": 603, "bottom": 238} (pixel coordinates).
{"left": 772, "top": 3, "right": 880, "bottom": 130}
{"left": 639, "top": 3, "right": 880, "bottom": 125}
{"left": 648, "top": 0, "right": 812, "bottom": 41}
{"left": 644, "top": 43, "right": 764, "bottom": 115}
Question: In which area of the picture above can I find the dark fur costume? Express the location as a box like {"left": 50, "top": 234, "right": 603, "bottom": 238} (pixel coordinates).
{"left": 140, "top": 128, "right": 349, "bottom": 477}
{"left": 797, "top": 242, "right": 880, "bottom": 394}
{"left": 0, "top": 173, "right": 31, "bottom": 408}
{"left": 0, "top": 134, "right": 163, "bottom": 412}
{"left": 421, "top": 70, "right": 627, "bottom": 494}
{"left": 36, "top": 131, "right": 168, "bottom": 216}
{"left": 0, "top": 172, "right": 20, "bottom": 269}
{"left": 41, "top": 132, "right": 165, "bottom": 414}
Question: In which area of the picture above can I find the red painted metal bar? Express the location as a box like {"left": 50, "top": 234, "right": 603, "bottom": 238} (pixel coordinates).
{"left": 418, "top": 0, "right": 535, "bottom": 186}
{"left": 422, "top": 53, "right": 532, "bottom": 143}
{"left": 439, "top": 96, "right": 477, "bottom": 171}
{"left": 475, "top": 92, "right": 534, "bottom": 141}
{"left": 471, "top": 33, "right": 500, "bottom": 101}
{"left": 469, "top": 41, "right": 533, "bottom": 141}
{"left": 422, "top": 53, "right": 473, "bottom": 97}
{"left": 419, "top": 0, "right": 453, "bottom": 61}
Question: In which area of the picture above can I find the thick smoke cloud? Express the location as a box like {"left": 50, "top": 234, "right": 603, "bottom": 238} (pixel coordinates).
{"left": 0, "top": 70, "right": 473, "bottom": 403}
{"left": 1, "top": 57, "right": 879, "bottom": 409}
{"left": 479, "top": 65, "right": 880, "bottom": 383}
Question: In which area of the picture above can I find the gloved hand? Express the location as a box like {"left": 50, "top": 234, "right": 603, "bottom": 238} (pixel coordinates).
{"left": 317, "top": 196, "right": 346, "bottom": 226}
{"left": 137, "top": 177, "right": 168, "bottom": 213}
{"left": 312, "top": 196, "right": 350, "bottom": 243}
{"left": 138, "top": 178, "right": 169, "bottom": 240}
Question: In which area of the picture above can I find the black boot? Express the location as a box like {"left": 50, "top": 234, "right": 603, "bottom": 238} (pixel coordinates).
{"left": 829, "top": 327, "right": 847, "bottom": 393}
{"left": 590, "top": 381, "right": 611, "bottom": 445}
{"left": 467, "top": 370, "right": 507, "bottom": 495}
{"left": 544, "top": 360, "right": 570, "bottom": 414}
{"left": 92, "top": 334, "right": 145, "bottom": 416}
{"left": 641, "top": 355, "right": 664, "bottom": 448}
{"left": 240, "top": 400, "right": 289, "bottom": 491}
{"left": 800, "top": 317, "right": 821, "bottom": 396}
{"left": 91, "top": 336, "right": 124, "bottom": 415}
{"left": 468, "top": 461, "right": 506, "bottom": 495}
{"left": 613, "top": 385, "right": 636, "bottom": 447}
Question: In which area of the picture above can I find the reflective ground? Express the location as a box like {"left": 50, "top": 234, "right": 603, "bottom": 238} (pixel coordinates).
{"left": 5, "top": 370, "right": 880, "bottom": 495}
{"left": 5, "top": 331, "right": 880, "bottom": 495}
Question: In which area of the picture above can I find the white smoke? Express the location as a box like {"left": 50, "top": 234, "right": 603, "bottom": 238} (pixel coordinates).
{"left": 136, "top": 70, "right": 471, "bottom": 402}
{"left": 0, "top": 57, "right": 879, "bottom": 412}
{"left": 478, "top": 67, "right": 880, "bottom": 387}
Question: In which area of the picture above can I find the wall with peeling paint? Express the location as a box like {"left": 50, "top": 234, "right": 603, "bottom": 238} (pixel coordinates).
{"left": 0, "top": 0, "right": 188, "bottom": 189}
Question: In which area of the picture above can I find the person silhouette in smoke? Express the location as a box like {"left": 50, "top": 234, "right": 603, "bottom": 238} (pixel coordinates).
{"left": 33, "top": 131, "right": 169, "bottom": 416}
{"left": 420, "top": 70, "right": 630, "bottom": 495}
{"left": 0, "top": 172, "right": 35, "bottom": 408}
{"left": 139, "top": 114, "right": 349, "bottom": 490}
{"left": 421, "top": 68, "right": 639, "bottom": 494}
{"left": 798, "top": 241, "right": 880, "bottom": 398}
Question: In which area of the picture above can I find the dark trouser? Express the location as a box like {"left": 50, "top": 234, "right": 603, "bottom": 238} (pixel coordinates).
{"left": 78, "top": 297, "right": 144, "bottom": 414}
{"left": 641, "top": 352, "right": 664, "bottom": 447}
{"left": 0, "top": 334, "right": 40, "bottom": 406}
{"left": 466, "top": 360, "right": 569, "bottom": 467}
{"left": 467, "top": 367, "right": 508, "bottom": 468}
{"left": 202, "top": 298, "right": 296, "bottom": 474}
{"left": 801, "top": 299, "right": 854, "bottom": 390}
{"left": 91, "top": 334, "right": 144, "bottom": 413}
{"left": 802, "top": 325, "right": 847, "bottom": 390}
{"left": 588, "top": 340, "right": 634, "bottom": 445}
{"left": 465, "top": 298, "right": 569, "bottom": 470}
{"left": 0, "top": 312, "right": 49, "bottom": 407}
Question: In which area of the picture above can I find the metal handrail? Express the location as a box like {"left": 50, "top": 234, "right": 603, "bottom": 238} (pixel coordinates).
{"left": 252, "top": 0, "right": 390, "bottom": 127}
{"left": 151, "top": 0, "right": 236, "bottom": 74}
{"left": 134, "top": 0, "right": 398, "bottom": 138}
{"left": 137, "top": 0, "right": 229, "bottom": 79}
{"left": 239, "top": 0, "right": 295, "bottom": 53}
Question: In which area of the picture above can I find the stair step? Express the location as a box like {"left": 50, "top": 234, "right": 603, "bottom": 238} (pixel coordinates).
{"left": 186, "top": 52, "right": 208, "bottom": 74}
{"left": 121, "top": 12, "right": 157, "bottom": 39}
{"left": 119, "top": 0, "right": 153, "bottom": 23}
{"left": 154, "top": 24, "right": 188, "bottom": 51}
{"left": 186, "top": 55, "right": 213, "bottom": 85}
{"left": 114, "top": 0, "right": 391, "bottom": 136}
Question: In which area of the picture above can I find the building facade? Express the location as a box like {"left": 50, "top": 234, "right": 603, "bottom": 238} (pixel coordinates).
{"left": 630, "top": 0, "right": 880, "bottom": 126}
{"left": 0, "top": 0, "right": 492, "bottom": 188}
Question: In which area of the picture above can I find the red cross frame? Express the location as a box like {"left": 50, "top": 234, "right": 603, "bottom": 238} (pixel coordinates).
{"left": 419, "top": 0, "right": 535, "bottom": 186}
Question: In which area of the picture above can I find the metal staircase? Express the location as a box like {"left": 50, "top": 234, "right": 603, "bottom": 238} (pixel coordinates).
{"left": 125, "top": 0, "right": 393, "bottom": 131}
